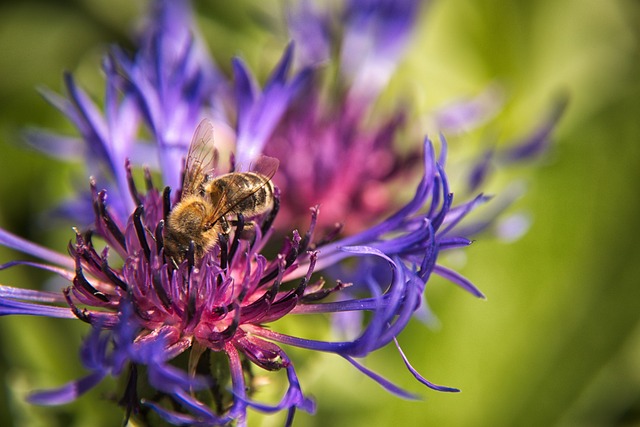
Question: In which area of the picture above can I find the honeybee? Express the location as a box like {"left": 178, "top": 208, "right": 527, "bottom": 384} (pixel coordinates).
{"left": 163, "top": 119, "right": 278, "bottom": 264}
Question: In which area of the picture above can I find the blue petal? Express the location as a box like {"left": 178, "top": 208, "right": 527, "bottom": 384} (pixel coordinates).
{"left": 433, "top": 265, "right": 486, "bottom": 299}
{"left": 234, "top": 44, "right": 314, "bottom": 167}
{"left": 62, "top": 73, "right": 114, "bottom": 172}
{"left": 265, "top": 42, "right": 295, "bottom": 90}
{"left": 438, "top": 193, "right": 491, "bottom": 236}
{"left": 0, "top": 228, "right": 74, "bottom": 268}
{"left": 147, "top": 361, "right": 210, "bottom": 394}
{"left": 23, "top": 130, "right": 85, "bottom": 161}
{"left": 0, "top": 298, "right": 76, "bottom": 318}
{"left": 232, "top": 57, "right": 257, "bottom": 137}
{"left": 0, "top": 283, "right": 67, "bottom": 303}
{"left": 500, "top": 95, "right": 568, "bottom": 162}
{"left": 28, "top": 371, "right": 106, "bottom": 406}
{"left": 393, "top": 338, "right": 460, "bottom": 393}
{"left": 143, "top": 398, "right": 229, "bottom": 426}
{"left": 287, "top": 0, "right": 331, "bottom": 66}
{"left": 342, "top": 355, "right": 420, "bottom": 400}
{"left": 172, "top": 388, "right": 222, "bottom": 421}
{"left": 341, "top": 0, "right": 422, "bottom": 95}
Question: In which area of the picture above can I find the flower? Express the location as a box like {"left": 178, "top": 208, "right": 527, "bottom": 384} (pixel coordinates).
{"left": 265, "top": 84, "right": 414, "bottom": 234}
{"left": 0, "top": 122, "right": 482, "bottom": 424}
{"left": 263, "top": 0, "right": 566, "bottom": 239}
{"left": 0, "top": 0, "right": 563, "bottom": 425}
{"left": 16, "top": 166, "right": 319, "bottom": 424}
{"left": 265, "top": 0, "right": 425, "bottom": 235}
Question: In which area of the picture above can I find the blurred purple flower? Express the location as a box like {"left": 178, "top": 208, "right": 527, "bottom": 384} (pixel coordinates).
{"left": 270, "top": 0, "right": 564, "bottom": 239}
{"left": 341, "top": 0, "right": 423, "bottom": 100}
{"left": 233, "top": 43, "right": 314, "bottom": 168}
{"left": 270, "top": 0, "right": 426, "bottom": 235}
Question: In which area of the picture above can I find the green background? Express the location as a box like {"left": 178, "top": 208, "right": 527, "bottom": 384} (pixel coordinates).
{"left": 0, "top": 0, "right": 638, "bottom": 426}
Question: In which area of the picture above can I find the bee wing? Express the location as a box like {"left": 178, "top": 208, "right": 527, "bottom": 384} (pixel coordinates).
{"left": 207, "top": 156, "right": 279, "bottom": 224}
{"left": 182, "top": 119, "right": 219, "bottom": 196}
{"left": 249, "top": 155, "right": 279, "bottom": 180}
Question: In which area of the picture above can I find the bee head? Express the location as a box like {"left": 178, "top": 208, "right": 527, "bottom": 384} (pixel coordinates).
{"left": 164, "top": 197, "right": 219, "bottom": 264}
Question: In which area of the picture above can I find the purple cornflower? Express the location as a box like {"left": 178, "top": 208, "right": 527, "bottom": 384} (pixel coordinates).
{"left": 1, "top": 160, "right": 322, "bottom": 424}
{"left": 0, "top": 127, "right": 477, "bottom": 424}
{"left": 0, "top": 0, "right": 557, "bottom": 425}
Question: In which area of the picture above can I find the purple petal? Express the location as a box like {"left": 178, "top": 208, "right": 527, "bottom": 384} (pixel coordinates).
{"left": 500, "top": 95, "right": 568, "bottom": 162}
{"left": 437, "top": 237, "right": 473, "bottom": 250}
{"left": 433, "top": 85, "right": 503, "bottom": 134}
{"left": 247, "top": 326, "right": 354, "bottom": 354}
{"left": 0, "top": 298, "right": 76, "bottom": 318}
{"left": 341, "top": 0, "right": 422, "bottom": 97}
{"left": 0, "top": 260, "right": 74, "bottom": 282}
{"left": 23, "top": 130, "right": 85, "bottom": 161}
{"left": 62, "top": 73, "right": 113, "bottom": 170}
{"left": 0, "top": 228, "right": 74, "bottom": 268}
{"left": 287, "top": 0, "right": 331, "bottom": 66}
{"left": 433, "top": 265, "right": 485, "bottom": 299}
{"left": 172, "top": 388, "right": 221, "bottom": 421}
{"left": 143, "top": 398, "right": 227, "bottom": 426}
{"left": 383, "top": 273, "right": 422, "bottom": 335}
{"left": 232, "top": 57, "right": 257, "bottom": 137}
{"left": 467, "top": 149, "right": 494, "bottom": 193}
{"left": 0, "top": 284, "right": 67, "bottom": 303}
{"left": 341, "top": 245, "right": 393, "bottom": 261}
{"left": 28, "top": 371, "right": 106, "bottom": 405}
{"left": 393, "top": 338, "right": 460, "bottom": 392}
{"left": 290, "top": 295, "right": 387, "bottom": 314}
{"left": 439, "top": 193, "right": 491, "bottom": 237}
{"left": 453, "top": 181, "right": 526, "bottom": 238}
{"left": 79, "top": 327, "right": 111, "bottom": 371}
{"left": 237, "top": 363, "right": 315, "bottom": 415}
{"left": 234, "top": 44, "right": 314, "bottom": 167}
{"left": 342, "top": 355, "right": 420, "bottom": 400}
{"left": 266, "top": 42, "right": 295, "bottom": 88}
{"left": 147, "top": 361, "right": 210, "bottom": 394}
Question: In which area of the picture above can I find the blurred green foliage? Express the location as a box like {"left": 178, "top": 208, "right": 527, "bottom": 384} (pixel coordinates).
{"left": 0, "top": 0, "right": 638, "bottom": 426}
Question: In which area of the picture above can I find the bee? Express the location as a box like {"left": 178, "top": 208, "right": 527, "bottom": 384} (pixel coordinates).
{"left": 163, "top": 119, "right": 278, "bottom": 264}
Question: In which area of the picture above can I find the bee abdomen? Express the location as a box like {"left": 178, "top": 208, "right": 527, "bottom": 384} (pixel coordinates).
{"left": 209, "top": 172, "right": 274, "bottom": 216}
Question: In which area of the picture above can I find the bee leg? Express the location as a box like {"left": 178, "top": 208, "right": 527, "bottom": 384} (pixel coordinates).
{"left": 231, "top": 192, "right": 280, "bottom": 243}
{"left": 227, "top": 215, "right": 244, "bottom": 261}
{"left": 239, "top": 221, "right": 258, "bottom": 241}
{"left": 170, "top": 257, "right": 180, "bottom": 270}
{"left": 219, "top": 217, "right": 232, "bottom": 235}
{"left": 260, "top": 190, "right": 280, "bottom": 237}
{"left": 229, "top": 215, "right": 258, "bottom": 241}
